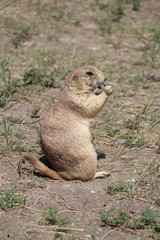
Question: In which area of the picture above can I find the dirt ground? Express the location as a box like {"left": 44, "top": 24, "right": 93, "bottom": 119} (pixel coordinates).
{"left": 0, "top": 0, "right": 160, "bottom": 239}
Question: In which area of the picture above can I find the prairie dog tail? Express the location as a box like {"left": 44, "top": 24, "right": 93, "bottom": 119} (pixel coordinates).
{"left": 22, "top": 153, "right": 63, "bottom": 180}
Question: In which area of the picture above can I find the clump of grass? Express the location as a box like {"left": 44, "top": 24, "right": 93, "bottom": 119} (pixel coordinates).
{"left": 0, "top": 55, "right": 11, "bottom": 82}
{"left": 2, "top": 116, "right": 15, "bottom": 148}
{"left": 0, "top": 116, "right": 27, "bottom": 154}
{"left": 129, "top": 207, "right": 157, "bottom": 229}
{"left": 112, "top": 4, "right": 125, "bottom": 22}
{"left": 100, "top": 207, "right": 160, "bottom": 232}
{"left": 152, "top": 22, "right": 160, "bottom": 43}
{"left": 100, "top": 210, "right": 129, "bottom": 227}
{"left": 31, "top": 106, "right": 40, "bottom": 118}
{"left": 4, "top": 17, "right": 35, "bottom": 48}
{"left": 136, "top": 158, "right": 160, "bottom": 190}
{"left": 26, "top": 170, "right": 46, "bottom": 188}
{"left": 123, "top": 118, "right": 139, "bottom": 130}
{"left": 127, "top": 71, "right": 150, "bottom": 92}
{"left": 23, "top": 67, "right": 55, "bottom": 87}
{"left": 120, "top": 132, "right": 146, "bottom": 148}
{"left": 107, "top": 180, "right": 135, "bottom": 199}
{"left": 45, "top": 207, "right": 69, "bottom": 227}
{"left": 132, "top": 0, "right": 140, "bottom": 11}
{"left": 0, "top": 78, "right": 22, "bottom": 107}
{"left": 23, "top": 64, "right": 71, "bottom": 88}
{"left": 0, "top": 186, "right": 25, "bottom": 210}
{"left": 106, "top": 124, "right": 120, "bottom": 138}
{"left": 136, "top": 43, "right": 160, "bottom": 68}
{"left": 19, "top": 142, "right": 41, "bottom": 153}
{"left": 156, "top": 135, "right": 160, "bottom": 154}
{"left": 54, "top": 232, "right": 63, "bottom": 240}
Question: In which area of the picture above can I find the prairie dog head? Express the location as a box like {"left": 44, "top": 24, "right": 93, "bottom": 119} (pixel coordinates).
{"left": 65, "top": 66, "right": 113, "bottom": 96}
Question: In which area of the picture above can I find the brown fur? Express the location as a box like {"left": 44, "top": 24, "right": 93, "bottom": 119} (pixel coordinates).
{"left": 23, "top": 66, "right": 113, "bottom": 181}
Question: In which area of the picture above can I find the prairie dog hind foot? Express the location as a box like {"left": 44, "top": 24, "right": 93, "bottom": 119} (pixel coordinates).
{"left": 94, "top": 171, "right": 110, "bottom": 179}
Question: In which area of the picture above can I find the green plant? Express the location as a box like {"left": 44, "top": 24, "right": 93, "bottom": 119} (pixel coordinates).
{"left": 107, "top": 180, "right": 135, "bottom": 199}
{"left": 0, "top": 78, "right": 22, "bottom": 107}
{"left": 96, "top": 18, "right": 112, "bottom": 35}
{"left": 26, "top": 170, "right": 46, "bottom": 188}
{"left": 11, "top": 22, "right": 35, "bottom": 48}
{"left": 155, "top": 221, "right": 160, "bottom": 232}
{"left": 0, "top": 55, "right": 11, "bottom": 82}
{"left": 100, "top": 207, "right": 160, "bottom": 232}
{"left": 136, "top": 157, "right": 160, "bottom": 190}
{"left": 128, "top": 71, "right": 150, "bottom": 92}
{"left": 129, "top": 207, "right": 157, "bottom": 229}
{"left": 0, "top": 186, "right": 24, "bottom": 210}
{"left": 152, "top": 22, "right": 160, "bottom": 43}
{"left": 45, "top": 207, "right": 69, "bottom": 227}
{"left": 136, "top": 43, "right": 160, "bottom": 68}
{"left": 112, "top": 5, "right": 125, "bottom": 22}
{"left": 3, "top": 116, "right": 15, "bottom": 147}
{"left": 156, "top": 135, "right": 160, "bottom": 154}
{"left": 54, "top": 232, "right": 63, "bottom": 240}
{"left": 132, "top": 0, "right": 140, "bottom": 11}
{"left": 31, "top": 106, "right": 40, "bottom": 118}
{"left": 20, "top": 141, "right": 40, "bottom": 153}
{"left": 106, "top": 124, "right": 120, "bottom": 138}
{"left": 118, "top": 131, "right": 146, "bottom": 148}
{"left": 100, "top": 210, "right": 129, "bottom": 227}
{"left": 23, "top": 67, "right": 55, "bottom": 87}
{"left": 0, "top": 116, "right": 27, "bottom": 154}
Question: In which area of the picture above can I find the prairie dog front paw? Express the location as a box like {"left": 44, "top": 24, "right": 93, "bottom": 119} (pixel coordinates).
{"left": 104, "top": 84, "right": 113, "bottom": 95}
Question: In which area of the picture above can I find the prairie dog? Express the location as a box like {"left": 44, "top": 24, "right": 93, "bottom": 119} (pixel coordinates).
{"left": 22, "top": 66, "right": 113, "bottom": 181}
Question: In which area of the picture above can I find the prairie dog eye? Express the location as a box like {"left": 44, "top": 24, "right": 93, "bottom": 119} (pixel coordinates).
{"left": 86, "top": 71, "right": 94, "bottom": 76}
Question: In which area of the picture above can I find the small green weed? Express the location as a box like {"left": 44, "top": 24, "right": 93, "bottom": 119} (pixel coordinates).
{"left": 100, "top": 210, "right": 129, "bottom": 227}
{"left": 152, "top": 22, "right": 160, "bottom": 43}
{"left": 136, "top": 43, "right": 160, "bottom": 68}
{"left": 0, "top": 117, "right": 27, "bottom": 154}
{"left": 26, "top": 170, "right": 46, "bottom": 188}
{"left": 54, "top": 232, "right": 63, "bottom": 240}
{"left": 120, "top": 131, "right": 146, "bottom": 148}
{"left": 0, "top": 186, "right": 25, "bottom": 210}
{"left": 0, "top": 55, "right": 11, "bottom": 82}
{"left": 123, "top": 118, "right": 139, "bottom": 130}
{"left": 107, "top": 180, "right": 135, "bottom": 199}
{"left": 129, "top": 207, "right": 157, "bottom": 229}
{"left": 136, "top": 158, "right": 160, "bottom": 190}
{"left": 0, "top": 78, "right": 22, "bottom": 107}
{"left": 132, "top": 0, "right": 140, "bottom": 11}
{"left": 100, "top": 207, "right": 160, "bottom": 232}
{"left": 112, "top": 5, "right": 125, "bottom": 22}
{"left": 20, "top": 142, "right": 41, "bottom": 153}
{"left": 23, "top": 67, "right": 55, "bottom": 87}
{"left": 31, "top": 106, "right": 40, "bottom": 118}
{"left": 136, "top": 99, "right": 160, "bottom": 128}
{"left": 11, "top": 22, "right": 35, "bottom": 48}
{"left": 4, "top": 17, "right": 35, "bottom": 48}
{"left": 5, "top": 116, "right": 23, "bottom": 125}
{"left": 46, "top": 8, "right": 80, "bottom": 25}
{"left": 156, "top": 135, "right": 160, "bottom": 154}
{"left": 2, "top": 116, "right": 15, "bottom": 148}
{"left": 128, "top": 71, "right": 150, "bottom": 92}
{"left": 45, "top": 207, "right": 69, "bottom": 227}
{"left": 106, "top": 124, "right": 120, "bottom": 138}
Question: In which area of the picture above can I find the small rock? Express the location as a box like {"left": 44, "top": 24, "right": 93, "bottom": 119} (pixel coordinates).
{"left": 118, "top": 138, "right": 127, "bottom": 144}
{"left": 69, "top": 188, "right": 74, "bottom": 193}
{"left": 91, "top": 190, "right": 95, "bottom": 194}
